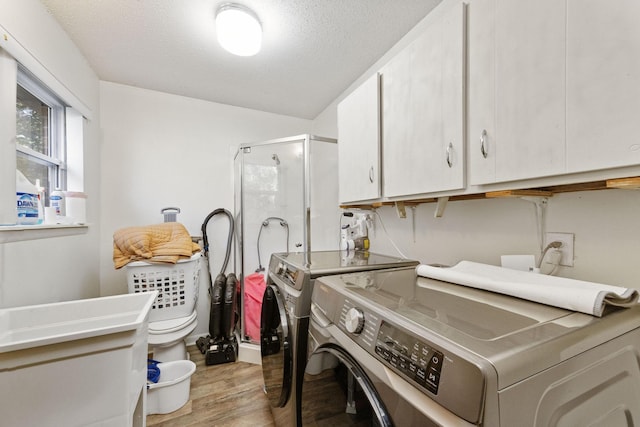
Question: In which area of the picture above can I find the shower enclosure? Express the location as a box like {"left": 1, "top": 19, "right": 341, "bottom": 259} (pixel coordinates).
{"left": 234, "top": 134, "right": 339, "bottom": 343}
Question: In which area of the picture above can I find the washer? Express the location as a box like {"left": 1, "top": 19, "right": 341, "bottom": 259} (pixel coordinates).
{"left": 302, "top": 267, "right": 640, "bottom": 426}
{"left": 260, "top": 250, "right": 419, "bottom": 427}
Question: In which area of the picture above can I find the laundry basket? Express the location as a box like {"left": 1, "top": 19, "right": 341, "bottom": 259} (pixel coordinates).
{"left": 126, "top": 253, "right": 201, "bottom": 323}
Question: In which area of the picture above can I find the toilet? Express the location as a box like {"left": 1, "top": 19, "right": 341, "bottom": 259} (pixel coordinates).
{"left": 148, "top": 311, "right": 198, "bottom": 361}
{"left": 125, "top": 252, "right": 202, "bottom": 362}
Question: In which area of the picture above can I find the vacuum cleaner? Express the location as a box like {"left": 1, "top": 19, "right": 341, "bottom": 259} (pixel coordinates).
{"left": 196, "top": 208, "right": 239, "bottom": 365}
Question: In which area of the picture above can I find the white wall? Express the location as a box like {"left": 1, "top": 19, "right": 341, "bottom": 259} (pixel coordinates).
{"left": 361, "top": 190, "right": 640, "bottom": 290}
{"left": 99, "top": 81, "right": 312, "bottom": 337}
{"left": 0, "top": 0, "right": 101, "bottom": 308}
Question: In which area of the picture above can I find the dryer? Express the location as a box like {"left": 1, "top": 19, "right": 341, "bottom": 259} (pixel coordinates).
{"left": 302, "top": 267, "right": 640, "bottom": 426}
{"left": 260, "top": 250, "right": 419, "bottom": 426}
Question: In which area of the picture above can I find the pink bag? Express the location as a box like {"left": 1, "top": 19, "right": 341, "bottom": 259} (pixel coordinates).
{"left": 244, "top": 272, "right": 266, "bottom": 342}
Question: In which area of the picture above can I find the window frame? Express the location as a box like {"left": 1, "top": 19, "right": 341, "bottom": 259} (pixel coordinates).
{"left": 16, "top": 65, "right": 67, "bottom": 201}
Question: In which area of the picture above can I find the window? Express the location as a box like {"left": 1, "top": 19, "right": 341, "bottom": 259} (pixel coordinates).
{"left": 16, "top": 66, "right": 66, "bottom": 207}
{"left": 0, "top": 44, "right": 86, "bottom": 235}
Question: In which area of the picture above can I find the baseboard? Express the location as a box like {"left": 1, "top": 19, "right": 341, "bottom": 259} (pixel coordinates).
{"left": 238, "top": 342, "right": 261, "bottom": 365}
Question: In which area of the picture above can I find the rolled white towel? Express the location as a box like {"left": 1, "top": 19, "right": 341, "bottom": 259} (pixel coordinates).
{"left": 416, "top": 261, "right": 638, "bottom": 317}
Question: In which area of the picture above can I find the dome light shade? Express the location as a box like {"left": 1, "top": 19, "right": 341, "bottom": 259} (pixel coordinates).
{"left": 216, "top": 4, "right": 262, "bottom": 56}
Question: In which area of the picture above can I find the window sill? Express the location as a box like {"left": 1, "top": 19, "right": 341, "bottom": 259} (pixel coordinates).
{"left": 0, "top": 224, "right": 89, "bottom": 243}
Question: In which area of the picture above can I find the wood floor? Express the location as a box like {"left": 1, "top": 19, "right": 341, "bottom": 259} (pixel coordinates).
{"left": 147, "top": 345, "right": 275, "bottom": 427}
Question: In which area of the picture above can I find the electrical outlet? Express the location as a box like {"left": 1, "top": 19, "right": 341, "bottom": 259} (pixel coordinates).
{"left": 544, "top": 232, "right": 575, "bottom": 267}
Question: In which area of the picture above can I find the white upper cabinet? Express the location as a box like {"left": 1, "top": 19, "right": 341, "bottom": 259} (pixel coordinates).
{"left": 337, "top": 73, "right": 381, "bottom": 204}
{"left": 566, "top": 0, "right": 640, "bottom": 172}
{"left": 468, "top": 0, "right": 566, "bottom": 185}
{"left": 381, "top": 0, "right": 466, "bottom": 198}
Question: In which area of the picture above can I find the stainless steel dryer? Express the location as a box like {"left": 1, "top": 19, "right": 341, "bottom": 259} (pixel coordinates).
{"left": 260, "top": 250, "right": 419, "bottom": 427}
{"left": 302, "top": 267, "right": 640, "bottom": 426}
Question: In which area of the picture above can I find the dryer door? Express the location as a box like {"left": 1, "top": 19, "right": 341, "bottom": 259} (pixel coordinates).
{"left": 260, "top": 284, "right": 292, "bottom": 408}
{"left": 301, "top": 343, "right": 392, "bottom": 426}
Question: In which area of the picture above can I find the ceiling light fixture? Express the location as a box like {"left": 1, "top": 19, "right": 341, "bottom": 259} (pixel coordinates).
{"left": 215, "top": 3, "right": 262, "bottom": 57}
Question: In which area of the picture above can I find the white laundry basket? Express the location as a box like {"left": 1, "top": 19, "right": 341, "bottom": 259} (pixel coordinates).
{"left": 126, "top": 253, "right": 201, "bottom": 323}
{"left": 147, "top": 360, "right": 197, "bottom": 415}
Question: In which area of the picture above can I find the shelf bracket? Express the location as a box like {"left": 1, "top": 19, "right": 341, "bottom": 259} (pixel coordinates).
{"left": 434, "top": 197, "right": 449, "bottom": 218}
{"left": 519, "top": 196, "right": 549, "bottom": 259}
{"left": 395, "top": 201, "right": 407, "bottom": 219}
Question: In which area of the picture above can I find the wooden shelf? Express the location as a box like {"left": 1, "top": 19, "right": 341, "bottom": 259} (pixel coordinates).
{"left": 485, "top": 189, "right": 553, "bottom": 198}
{"left": 340, "top": 175, "right": 640, "bottom": 210}
{"left": 606, "top": 177, "right": 640, "bottom": 190}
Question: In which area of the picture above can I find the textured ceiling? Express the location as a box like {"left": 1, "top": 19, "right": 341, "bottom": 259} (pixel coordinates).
{"left": 40, "top": 0, "right": 443, "bottom": 119}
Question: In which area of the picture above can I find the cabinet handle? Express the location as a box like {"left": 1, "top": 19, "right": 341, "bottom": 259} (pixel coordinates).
{"left": 446, "top": 143, "right": 454, "bottom": 168}
{"left": 369, "top": 166, "right": 374, "bottom": 183}
{"left": 480, "top": 129, "right": 488, "bottom": 159}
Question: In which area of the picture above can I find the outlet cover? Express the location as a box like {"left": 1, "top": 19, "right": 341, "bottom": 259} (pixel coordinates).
{"left": 544, "top": 232, "right": 575, "bottom": 267}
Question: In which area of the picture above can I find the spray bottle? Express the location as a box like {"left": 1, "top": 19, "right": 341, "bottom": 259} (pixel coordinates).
{"left": 51, "top": 188, "right": 66, "bottom": 216}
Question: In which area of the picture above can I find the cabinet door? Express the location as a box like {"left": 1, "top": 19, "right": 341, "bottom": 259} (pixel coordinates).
{"left": 441, "top": 1, "right": 466, "bottom": 191}
{"left": 382, "top": 1, "right": 465, "bottom": 197}
{"left": 566, "top": 0, "right": 640, "bottom": 172}
{"left": 495, "top": 0, "right": 566, "bottom": 182}
{"left": 469, "top": 0, "right": 566, "bottom": 184}
{"left": 468, "top": 0, "right": 496, "bottom": 185}
{"left": 337, "top": 73, "right": 380, "bottom": 204}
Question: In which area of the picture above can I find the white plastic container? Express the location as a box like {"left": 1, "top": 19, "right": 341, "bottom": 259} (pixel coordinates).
{"left": 146, "top": 360, "right": 196, "bottom": 415}
{"left": 15, "top": 170, "right": 40, "bottom": 224}
{"left": 65, "top": 191, "right": 87, "bottom": 224}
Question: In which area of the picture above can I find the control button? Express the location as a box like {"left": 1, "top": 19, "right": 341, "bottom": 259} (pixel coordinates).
{"left": 427, "top": 368, "right": 440, "bottom": 386}
{"left": 389, "top": 354, "right": 399, "bottom": 367}
{"left": 375, "top": 346, "right": 384, "bottom": 357}
{"left": 428, "top": 351, "right": 444, "bottom": 372}
{"left": 408, "top": 362, "right": 418, "bottom": 375}
{"left": 426, "top": 367, "right": 441, "bottom": 395}
{"left": 375, "top": 346, "right": 387, "bottom": 359}
{"left": 418, "top": 356, "right": 429, "bottom": 368}
{"left": 416, "top": 367, "right": 427, "bottom": 384}
{"left": 399, "top": 356, "right": 409, "bottom": 371}
{"left": 344, "top": 307, "right": 365, "bottom": 334}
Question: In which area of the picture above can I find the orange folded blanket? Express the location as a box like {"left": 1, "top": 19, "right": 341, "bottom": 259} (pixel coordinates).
{"left": 113, "top": 222, "right": 200, "bottom": 269}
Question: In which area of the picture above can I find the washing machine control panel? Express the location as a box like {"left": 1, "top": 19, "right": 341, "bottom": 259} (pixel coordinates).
{"left": 274, "top": 262, "right": 301, "bottom": 289}
{"left": 375, "top": 321, "right": 444, "bottom": 395}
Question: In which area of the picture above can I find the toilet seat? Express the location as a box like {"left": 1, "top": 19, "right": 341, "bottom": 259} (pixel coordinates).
{"left": 148, "top": 311, "right": 197, "bottom": 347}
{"left": 149, "top": 311, "right": 197, "bottom": 334}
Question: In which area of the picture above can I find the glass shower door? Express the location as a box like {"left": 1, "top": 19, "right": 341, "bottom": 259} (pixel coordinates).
{"left": 236, "top": 140, "right": 304, "bottom": 342}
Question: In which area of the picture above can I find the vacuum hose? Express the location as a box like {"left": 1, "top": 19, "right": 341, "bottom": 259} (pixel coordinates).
{"left": 201, "top": 208, "right": 234, "bottom": 275}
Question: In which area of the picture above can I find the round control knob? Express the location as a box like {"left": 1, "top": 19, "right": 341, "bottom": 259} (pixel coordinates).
{"left": 344, "top": 307, "right": 365, "bottom": 334}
